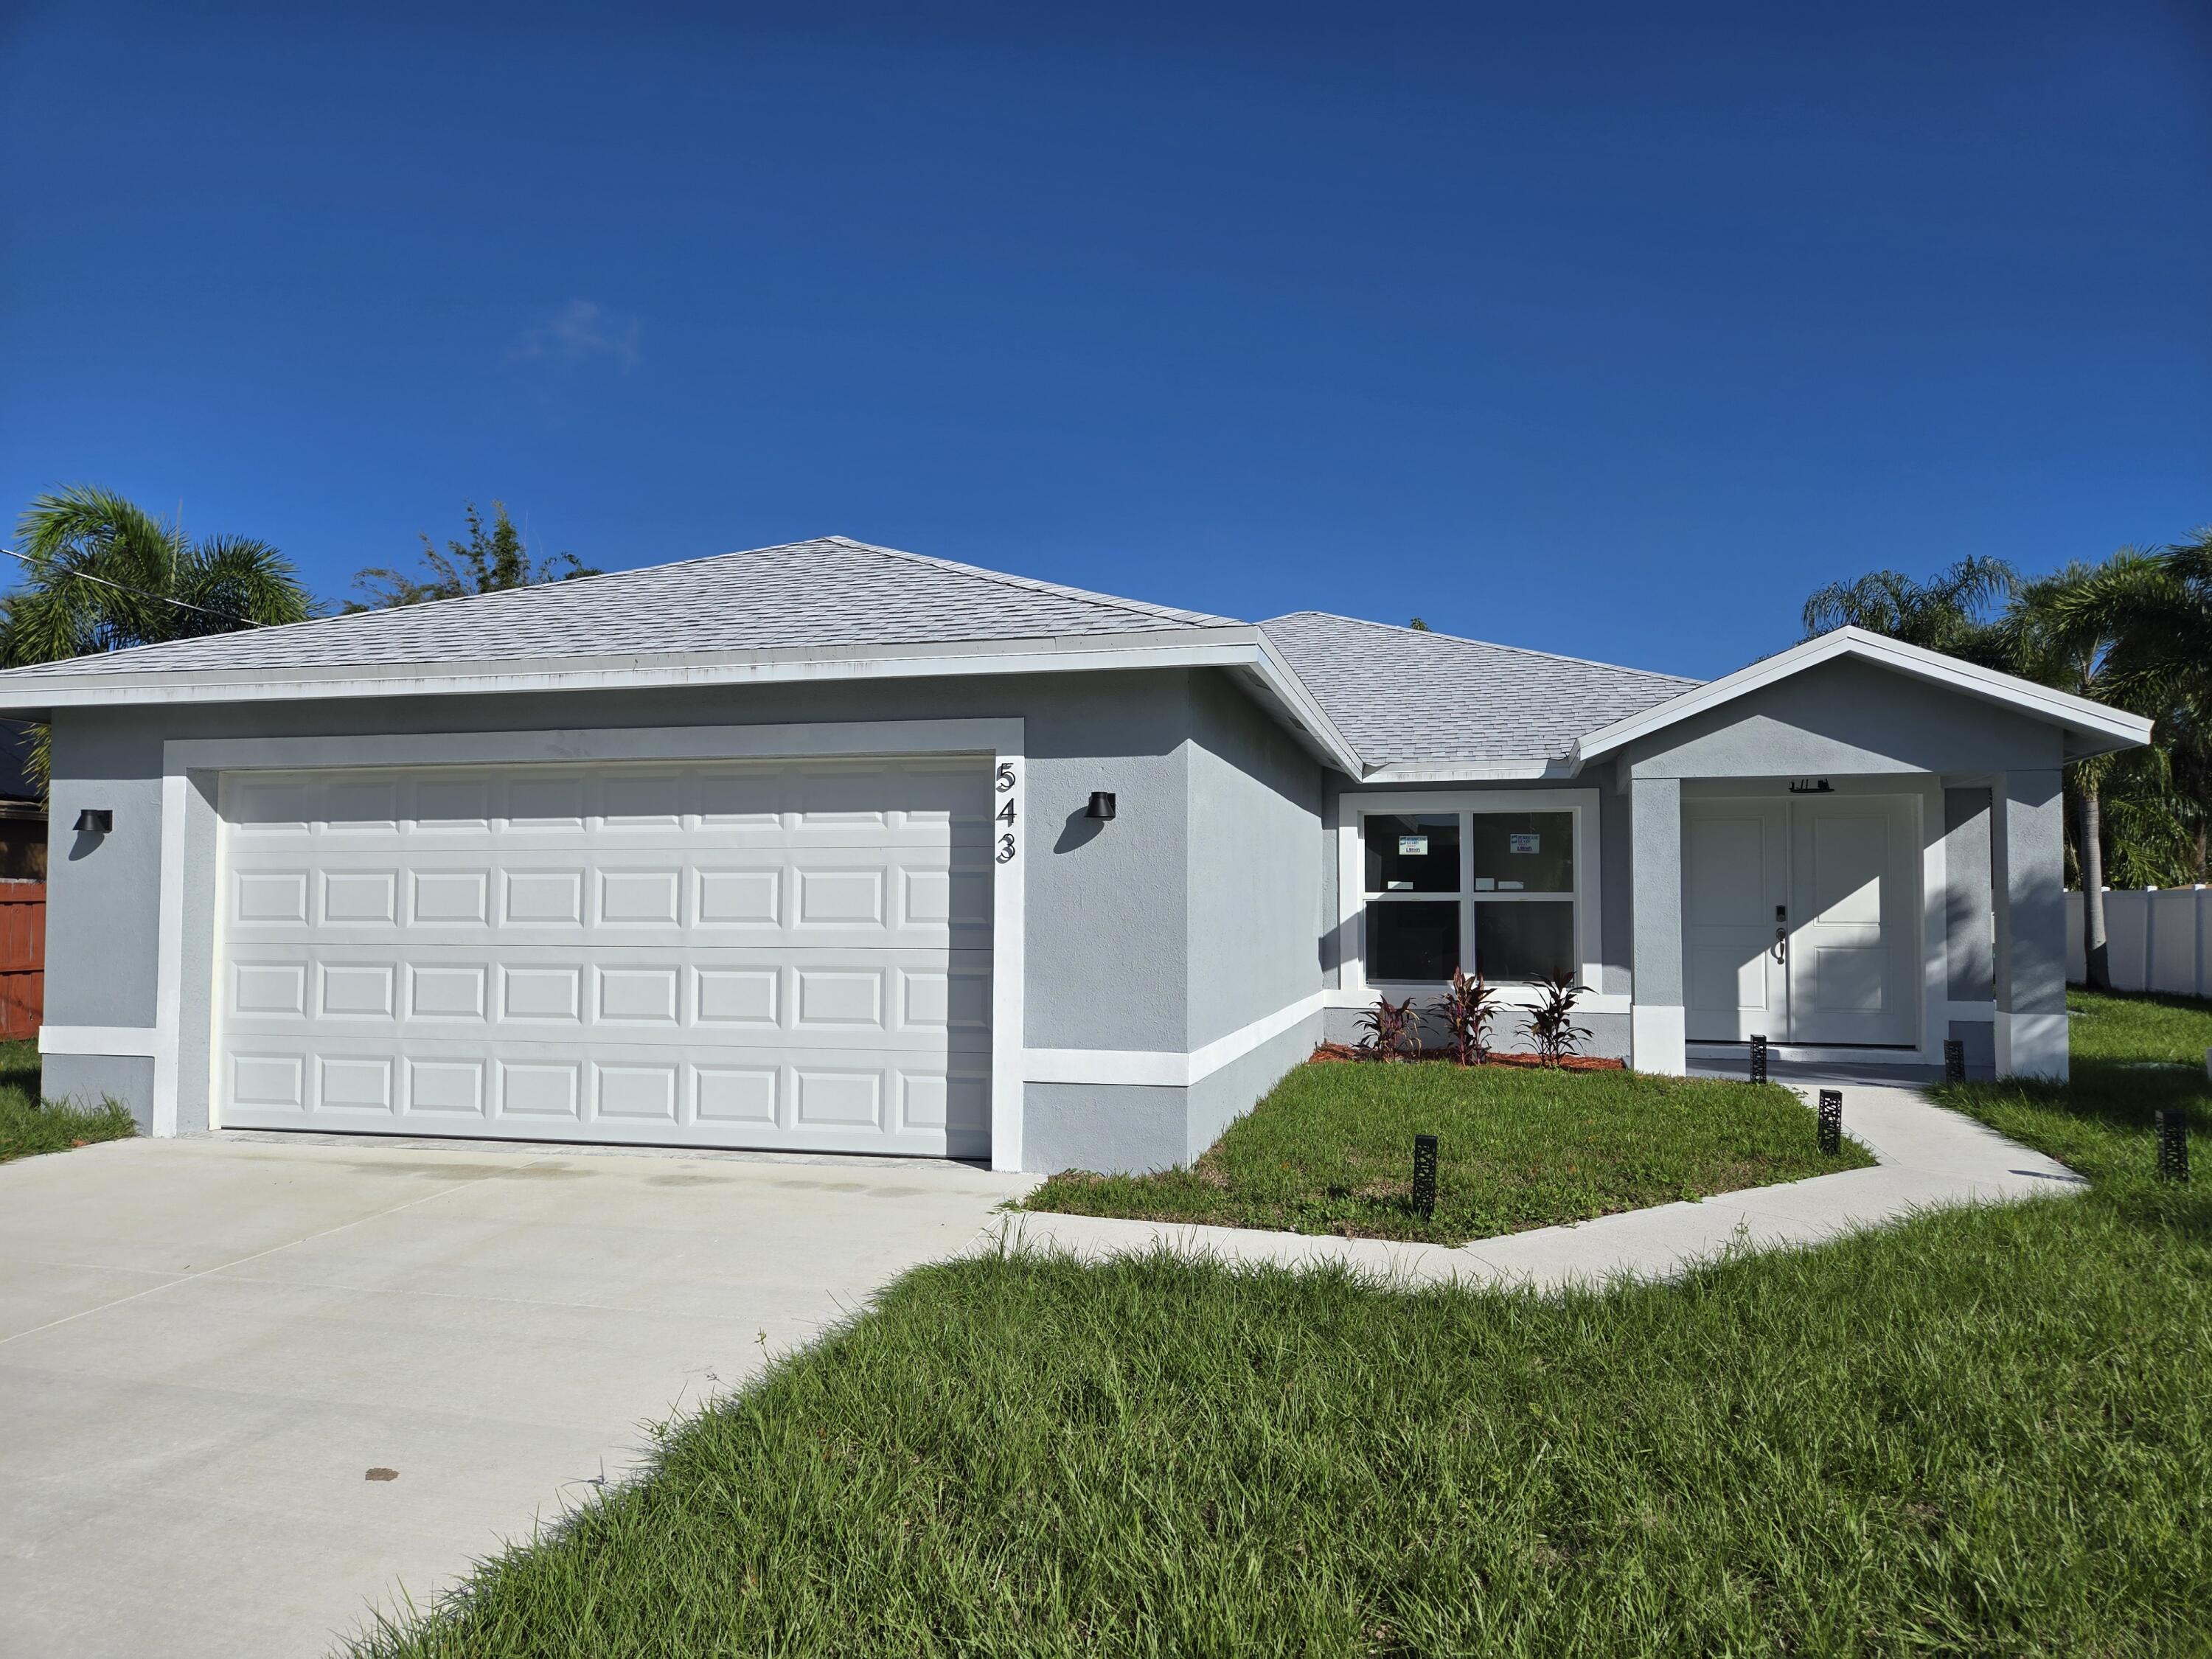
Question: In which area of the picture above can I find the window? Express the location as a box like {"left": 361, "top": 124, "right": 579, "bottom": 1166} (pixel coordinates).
{"left": 1355, "top": 799, "right": 1590, "bottom": 986}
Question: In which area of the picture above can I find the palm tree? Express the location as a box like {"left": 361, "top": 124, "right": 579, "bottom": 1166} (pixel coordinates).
{"left": 1801, "top": 555, "right": 2018, "bottom": 663}
{"left": 1997, "top": 553, "right": 2181, "bottom": 989}
{"left": 2033, "top": 530, "right": 2212, "bottom": 890}
{"left": 3, "top": 486, "right": 313, "bottom": 787}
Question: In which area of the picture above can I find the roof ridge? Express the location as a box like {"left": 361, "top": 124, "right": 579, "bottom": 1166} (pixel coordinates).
{"left": 1262, "top": 611, "right": 1700, "bottom": 685}
{"left": 824, "top": 536, "right": 1239, "bottom": 629}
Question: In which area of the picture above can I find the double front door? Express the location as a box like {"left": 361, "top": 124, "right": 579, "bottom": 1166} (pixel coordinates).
{"left": 1682, "top": 793, "right": 1918, "bottom": 1048}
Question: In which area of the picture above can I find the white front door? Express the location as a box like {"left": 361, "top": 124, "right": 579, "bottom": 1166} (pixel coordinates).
{"left": 1680, "top": 793, "right": 1918, "bottom": 1048}
{"left": 1785, "top": 794, "right": 1917, "bottom": 1046}
{"left": 212, "top": 756, "right": 993, "bottom": 1156}
{"left": 1683, "top": 799, "right": 1788, "bottom": 1042}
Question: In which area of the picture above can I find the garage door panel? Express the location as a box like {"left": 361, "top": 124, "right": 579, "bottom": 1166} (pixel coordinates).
{"left": 215, "top": 757, "right": 992, "bottom": 1156}
{"left": 224, "top": 943, "right": 987, "bottom": 1043}
{"left": 226, "top": 759, "right": 985, "bottom": 836}
{"left": 223, "top": 1032, "right": 987, "bottom": 1155}
{"left": 226, "top": 847, "right": 984, "bottom": 950}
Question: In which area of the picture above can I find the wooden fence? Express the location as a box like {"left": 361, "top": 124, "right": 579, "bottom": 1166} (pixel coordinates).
{"left": 0, "top": 880, "right": 44, "bottom": 1040}
{"left": 2067, "top": 886, "right": 2212, "bottom": 998}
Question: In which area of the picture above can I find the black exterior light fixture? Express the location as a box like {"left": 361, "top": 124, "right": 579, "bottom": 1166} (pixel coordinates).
{"left": 1086, "top": 791, "right": 1116, "bottom": 821}
{"left": 74, "top": 808, "right": 113, "bottom": 835}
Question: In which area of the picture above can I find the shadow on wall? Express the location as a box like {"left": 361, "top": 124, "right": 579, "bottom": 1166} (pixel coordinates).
{"left": 1054, "top": 804, "right": 1105, "bottom": 855}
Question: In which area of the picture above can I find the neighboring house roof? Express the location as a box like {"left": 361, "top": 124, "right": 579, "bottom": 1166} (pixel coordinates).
{"left": 1573, "top": 625, "right": 2154, "bottom": 765}
{"left": 1259, "top": 611, "right": 1699, "bottom": 769}
{"left": 0, "top": 537, "right": 1240, "bottom": 681}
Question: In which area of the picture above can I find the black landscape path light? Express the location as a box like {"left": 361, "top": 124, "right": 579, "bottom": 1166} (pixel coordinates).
{"left": 1944, "top": 1039, "right": 1965, "bottom": 1084}
{"left": 1411, "top": 1134, "right": 1438, "bottom": 1220}
{"left": 1817, "top": 1090, "right": 1843, "bottom": 1157}
{"left": 1749, "top": 1034, "right": 1768, "bottom": 1085}
{"left": 2156, "top": 1110, "right": 2190, "bottom": 1183}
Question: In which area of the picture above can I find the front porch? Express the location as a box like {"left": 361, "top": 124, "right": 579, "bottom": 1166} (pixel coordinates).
{"left": 1629, "top": 768, "right": 2067, "bottom": 1082}
{"left": 1573, "top": 639, "right": 2114, "bottom": 1086}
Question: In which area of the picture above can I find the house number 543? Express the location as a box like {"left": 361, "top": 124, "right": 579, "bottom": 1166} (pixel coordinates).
{"left": 995, "top": 765, "right": 1018, "bottom": 862}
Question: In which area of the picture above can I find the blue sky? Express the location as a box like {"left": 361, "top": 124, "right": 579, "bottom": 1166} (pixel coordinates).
{"left": 2, "top": 1, "right": 2205, "bottom": 678}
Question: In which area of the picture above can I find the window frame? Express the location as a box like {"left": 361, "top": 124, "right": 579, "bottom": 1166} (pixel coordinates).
{"left": 1338, "top": 788, "right": 1604, "bottom": 999}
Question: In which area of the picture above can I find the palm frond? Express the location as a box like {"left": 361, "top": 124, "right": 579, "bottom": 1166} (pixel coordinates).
{"left": 176, "top": 535, "right": 316, "bottom": 636}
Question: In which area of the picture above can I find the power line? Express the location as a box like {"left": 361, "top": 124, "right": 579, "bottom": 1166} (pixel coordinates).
{"left": 0, "top": 545, "right": 265, "bottom": 627}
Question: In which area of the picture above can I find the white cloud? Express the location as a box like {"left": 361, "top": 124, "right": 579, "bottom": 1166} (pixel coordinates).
{"left": 509, "top": 299, "right": 641, "bottom": 371}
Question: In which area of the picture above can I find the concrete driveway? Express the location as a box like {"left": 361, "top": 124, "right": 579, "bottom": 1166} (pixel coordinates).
{"left": 0, "top": 1134, "right": 1033, "bottom": 1659}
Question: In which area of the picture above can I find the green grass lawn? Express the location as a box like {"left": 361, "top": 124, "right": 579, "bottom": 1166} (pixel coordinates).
{"left": 0, "top": 1038, "right": 136, "bottom": 1164}
{"left": 1018, "top": 1059, "right": 1871, "bottom": 1244}
{"left": 349, "top": 991, "right": 2212, "bottom": 1658}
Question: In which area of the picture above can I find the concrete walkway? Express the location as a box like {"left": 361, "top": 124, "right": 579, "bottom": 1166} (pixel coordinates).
{"left": 997, "top": 1082, "right": 2087, "bottom": 1290}
{"left": 0, "top": 1134, "right": 1032, "bottom": 1659}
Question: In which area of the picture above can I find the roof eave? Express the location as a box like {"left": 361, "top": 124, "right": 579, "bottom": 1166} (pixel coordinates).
{"left": 0, "top": 623, "right": 1376, "bottom": 776}
{"left": 0, "top": 626, "right": 1271, "bottom": 718}
{"left": 1353, "top": 757, "right": 1578, "bottom": 784}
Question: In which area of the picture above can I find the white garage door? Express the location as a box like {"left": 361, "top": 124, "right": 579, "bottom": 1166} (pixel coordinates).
{"left": 212, "top": 757, "right": 992, "bottom": 1157}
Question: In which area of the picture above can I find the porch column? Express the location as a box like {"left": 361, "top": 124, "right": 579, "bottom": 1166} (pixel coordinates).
{"left": 1991, "top": 767, "right": 2069, "bottom": 1079}
{"left": 1629, "top": 774, "right": 1686, "bottom": 1075}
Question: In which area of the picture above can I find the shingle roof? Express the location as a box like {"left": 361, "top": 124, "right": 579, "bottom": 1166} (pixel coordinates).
{"left": 0, "top": 536, "right": 1239, "bottom": 678}
{"left": 1259, "top": 611, "right": 1699, "bottom": 765}
{"left": 0, "top": 535, "right": 1703, "bottom": 769}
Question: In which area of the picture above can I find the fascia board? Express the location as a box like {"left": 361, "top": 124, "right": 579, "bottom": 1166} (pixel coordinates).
{"left": 1359, "top": 758, "right": 1577, "bottom": 784}
{"left": 1245, "top": 632, "right": 1368, "bottom": 776}
{"left": 0, "top": 627, "right": 1268, "bottom": 714}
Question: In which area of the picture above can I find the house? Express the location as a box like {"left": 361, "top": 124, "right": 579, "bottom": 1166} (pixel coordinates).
{"left": 0, "top": 537, "right": 2151, "bottom": 1174}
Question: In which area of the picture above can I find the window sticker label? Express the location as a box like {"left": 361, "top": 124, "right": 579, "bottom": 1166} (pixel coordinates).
{"left": 1509, "top": 832, "right": 1541, "bottom": 855}
{"left": 1398, "top": 835, "right": 1428, "bottom": 857}
{"left": 1474, "top": 877, "right": 1496, "bottom": 891}
{"left": 1498, "top": 880, "right": 1525, "bottom": 891}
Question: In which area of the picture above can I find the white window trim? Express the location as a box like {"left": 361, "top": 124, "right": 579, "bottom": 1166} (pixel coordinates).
{"left": 79, "top": 719, "right": 1030, "bottom": 1171}
{"left": 1332, "top": 787, "right": 1620, "bottom": 1012}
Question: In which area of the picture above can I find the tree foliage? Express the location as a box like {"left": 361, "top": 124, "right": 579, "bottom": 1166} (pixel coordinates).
{"left": 350, "top": 501, "right": 596, "bottom": 609}
{"left": 2, "top": 486, "right": 316, "bottom": 793}
{"left": 1804, "top": 532, "right": 2211, "bottom": 985}
{"left": 4, "top": 486, "right": 312, "bottom": 664}
{"left": 1799, "top": 554, "right": 2018, "bottom": 664}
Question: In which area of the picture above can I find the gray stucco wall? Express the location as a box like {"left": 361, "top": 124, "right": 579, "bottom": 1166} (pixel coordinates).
{"left": 1318, "top": 1005, "right": 1630, "bottom": 1060}
{"left": 44, "top": 664, "right": 1333, "bottom": 1166}
{"left": 1992, "top": 768, "right": 2068, "bottom": 1020}
{"left": 1183, "top": 1014, "right": 1321, "bottom": 1163}
{"left": 40, "top": 1053, "right": 154, "bottom": 1116}
{"left": 49, "top": 667, "right": 1202, "bottom": 1051}
{"left": 1023, "top": 1081, "right": 1186, "bottom": 1175}
{"left": 1184, "top": 672, "right": 1325, "bottom": 1050}
{"left": 1943, "top": 785, "right": 1994, "bottom": 1004}
{"left": 1622, "top": 658, "right": 2064, "bottom": 781}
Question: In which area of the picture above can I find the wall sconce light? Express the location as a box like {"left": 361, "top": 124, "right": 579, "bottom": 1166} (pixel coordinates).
{"left": 74, "top": 808, "right": 113, "bottom": 835}
{"left": 1086, "top": 791, "right": 1116, "bottom": 821}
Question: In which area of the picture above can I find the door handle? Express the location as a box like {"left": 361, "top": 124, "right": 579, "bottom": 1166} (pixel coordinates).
{"left": 1773, "top": 926, "right": 1787, "bottom": 964}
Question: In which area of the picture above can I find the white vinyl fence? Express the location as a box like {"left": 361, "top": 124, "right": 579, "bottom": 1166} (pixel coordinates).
{"left": 2067, "top": 886, "right": 2212, "bottom": 997}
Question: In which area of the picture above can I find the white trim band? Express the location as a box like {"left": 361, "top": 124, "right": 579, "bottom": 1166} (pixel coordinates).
{"left": 1995, "top": 1009, "right": 2070, "bottom": 1081}
{"left": 38, "top": 1025, "right": 170, "bottom": 1059}
{"left": 1024, "top": 991, "right": 1327, "bottom": 1088}
{"left": 1631, "top": 1004, "right": 1687, "bottom": 1076}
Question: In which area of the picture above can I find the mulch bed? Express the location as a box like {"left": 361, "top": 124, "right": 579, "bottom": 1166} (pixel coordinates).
{"left": 1311, "top": 1043, "right": 1627, "bottom": 1073}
